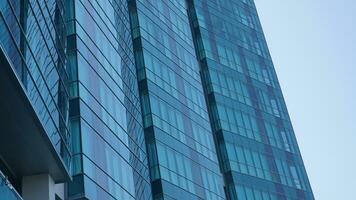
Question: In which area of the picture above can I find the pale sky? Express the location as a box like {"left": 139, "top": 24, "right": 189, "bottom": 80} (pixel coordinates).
{"left": 254, "top": 0, "right": 356, "bottom": 199}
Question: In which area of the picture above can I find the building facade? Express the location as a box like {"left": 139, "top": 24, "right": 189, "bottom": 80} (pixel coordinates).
{"left": 0, "top": 0, "right": 70, "bottom": 199}
{"left": 66, "top": 0, "right": 152, "bottom": 199}
{"left": 188, "top": 0, "right": 314, "bottom": 199}
{"left": 128, "top": 0, "right": 226, "bottom": 199}
{"left": 0, "top": 0, "right": 313, "bottom": 200}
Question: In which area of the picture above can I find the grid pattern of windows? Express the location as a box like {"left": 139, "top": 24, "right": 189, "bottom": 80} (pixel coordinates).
{"left": 221, "top": 142, "right": 308, "bottom": 191}
{"left": 66, "top": 0, "right": 151, "bottom": 199}
{"left": 188, "top": 0, "right": 314, "bottom": 199}
{"left": 129, "top": 0, "right": 225, "bottom": 199}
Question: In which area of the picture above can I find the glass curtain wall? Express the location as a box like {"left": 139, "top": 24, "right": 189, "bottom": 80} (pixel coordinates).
{"left": 66, "top": 0, "right": 151, "bottom": 199}
{"left": 187, "top": 0, "right": 314, "bottom": 199}
{"left": 129, "top": 0, "right": 225, "bottom": 199}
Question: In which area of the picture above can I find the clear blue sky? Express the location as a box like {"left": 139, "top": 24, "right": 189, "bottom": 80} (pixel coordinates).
{"left": 254, "top": 0, "right": 356, "bottom": 199}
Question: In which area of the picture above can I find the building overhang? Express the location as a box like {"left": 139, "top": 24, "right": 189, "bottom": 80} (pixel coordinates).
{"left": 0, "top": 46, "right": 71, "bottom": 183}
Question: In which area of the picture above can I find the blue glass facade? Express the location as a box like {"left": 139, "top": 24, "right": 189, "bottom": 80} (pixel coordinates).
{"left": 0, "top": 0, "right": 313, "bottom": 199}
{"left": 129, "top": 0, "right": 225, "bottom": 199}
{"left": 0, "top": 0, "right": 70, "bottom": 170}
{"left": 188, "top": 0, "right": 314, "bottom": 199}
{"left": 66, "top": 0, "right": 151, "bottom": 199}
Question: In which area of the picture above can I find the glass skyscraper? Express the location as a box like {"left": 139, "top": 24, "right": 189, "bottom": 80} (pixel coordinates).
{"left": 129, "top": 0, "right": 225, "bottom": 199}
{"left": 0, "top": 0, "right": 313, "bottom": 200}
{"left": 188, "top": 0, "right": 314, "bottom": 199}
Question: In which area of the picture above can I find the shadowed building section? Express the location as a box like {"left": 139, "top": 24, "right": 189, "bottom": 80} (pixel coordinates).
{"left": 0, "top": 0, "right": 70, "bottom": 199}
{"left": 0, "top": 46, "right": 70, "bottom": 183}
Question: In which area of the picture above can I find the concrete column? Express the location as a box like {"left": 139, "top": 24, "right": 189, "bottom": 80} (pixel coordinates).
{"left": 22, "top": 174, "right": 64, "bottom": 200}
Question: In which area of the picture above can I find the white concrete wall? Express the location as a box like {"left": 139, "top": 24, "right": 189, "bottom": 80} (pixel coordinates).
{"left": 22, "top": 174, "right": 64, "bottom": 200}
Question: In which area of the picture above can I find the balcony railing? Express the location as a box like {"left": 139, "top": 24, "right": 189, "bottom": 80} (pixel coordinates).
{"left": 0, "top": 170, "right": 23, "bottom": 200}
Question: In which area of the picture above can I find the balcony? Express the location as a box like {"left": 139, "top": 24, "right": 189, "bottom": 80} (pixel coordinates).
{"left": 0, "top": 45, "right": 71, "bottom": 183}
